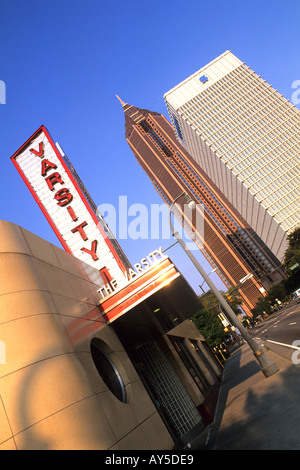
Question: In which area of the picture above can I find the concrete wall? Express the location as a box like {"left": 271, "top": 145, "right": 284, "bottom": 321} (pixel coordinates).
{"left": 0, "top": 220, "right": 173, "bottom": 450}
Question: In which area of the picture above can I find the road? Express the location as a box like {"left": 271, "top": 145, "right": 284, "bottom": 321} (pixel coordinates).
{"left": 249, "top": 302, "right": 300, "bottom": 362}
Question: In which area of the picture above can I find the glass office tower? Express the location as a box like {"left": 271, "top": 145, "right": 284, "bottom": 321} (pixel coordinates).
{"left": 164, "top": 51, "right": 300, "bottom": 263}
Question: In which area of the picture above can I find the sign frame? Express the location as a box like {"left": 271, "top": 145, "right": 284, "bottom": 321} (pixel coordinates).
{"left": 11, "top": 125, "right": 127, "bottom": 277}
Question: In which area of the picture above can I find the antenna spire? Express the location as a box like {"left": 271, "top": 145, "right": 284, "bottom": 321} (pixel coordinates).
{"left": 116, "top": 95, "right": 126, "bottom": 107}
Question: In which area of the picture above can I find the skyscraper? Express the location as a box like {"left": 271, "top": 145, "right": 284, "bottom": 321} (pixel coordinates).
{"left": 164, "top": 51, "right": 300, "bottom": 263}
{"left": 118, "top": 98, "right": 285, "bottom": 316}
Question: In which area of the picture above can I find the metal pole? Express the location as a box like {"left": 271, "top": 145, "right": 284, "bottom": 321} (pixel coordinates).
{"left": 169, "top": 197, "right": 279, "bottom": 378}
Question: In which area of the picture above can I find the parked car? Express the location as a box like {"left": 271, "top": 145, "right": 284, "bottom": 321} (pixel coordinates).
{"left": 293, "top": 288, "right": 300, "bottom": 303}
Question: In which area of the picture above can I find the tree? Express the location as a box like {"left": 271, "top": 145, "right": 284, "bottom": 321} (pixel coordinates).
{"left": 192, "top": 308, "right": 227, "bottom": 348}
{"left": 225, "top": 286, "right": 243, "bottom": 314}
{"left": 251, "top": 227, "right": 300, "bottom": 316}
{"left": 284, "top": 227, "right": 300, "bottom": 269}
{"left": 283, "top": 226, "right": 300, "bottom": 292}
{"left": 199, "top": 288, "right": 243, "bottom": 315}
{"left": 266, "top": 282, "right": 286, "bottom": 305}
{"left": 192, "top": 288, "right": 244, "bottom": 345}
{"left": 251, "top": 296, "right": 272, "bottom": 319}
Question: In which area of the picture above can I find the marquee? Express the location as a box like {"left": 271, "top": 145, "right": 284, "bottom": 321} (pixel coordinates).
{"left": 11, "top": 125, "right": 126, "bottom": 284}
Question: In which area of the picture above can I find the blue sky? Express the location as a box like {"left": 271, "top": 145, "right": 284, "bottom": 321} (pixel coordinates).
{"left": 1, "top": 0, "right": 299, "bottom": 294}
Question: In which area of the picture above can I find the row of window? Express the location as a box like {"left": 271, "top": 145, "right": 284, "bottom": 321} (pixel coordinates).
{"left": 211, "top": 105, "right": 299, "bottom": 152}
{"left": 217, "top": 130, "right": 300, "bottom": 170}
{"left": 140, "top": 116, "right": 282, "bottom": 273}
{"left": 268, "top": 204, "right": 299, "bottom": 225}
{"left": 263, "top": 195, "right": 299, "bottom": 214}
{"left": 172, "top": 152, "right": 274, "bottom": 271}
{"left": 180, "top": 66, "right": 298, "bottom": 159}
{"left": 181, "top": 65, "right": 298, "bottom": 138}
{"left": 255, "top": 178, "right": 299, "bottom": 202}
{"left": 231, "top": 146, "right": 299, "bottom": 176}
{"left": 181, "top": 65, "right": 267, "bottom": 116}
{"left": 214, "top": 116, "right": 300, "bottom": 152}
{"left": 239, "top": 156, "right": 299, "bottom": 184}
{"left": 191, "top": 98, "right": 296, "bottom": 154}
{"left": 182, "top": 67, "right": 277, "bottom": 125}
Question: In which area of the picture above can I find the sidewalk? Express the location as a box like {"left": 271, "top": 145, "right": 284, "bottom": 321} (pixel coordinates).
{"left": 204, "top": 343, "right": 300, "bottom": 450}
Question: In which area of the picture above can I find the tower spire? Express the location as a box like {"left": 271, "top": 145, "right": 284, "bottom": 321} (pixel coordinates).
{"left": 116, "top": 95, "right": 127, "bottom": 107}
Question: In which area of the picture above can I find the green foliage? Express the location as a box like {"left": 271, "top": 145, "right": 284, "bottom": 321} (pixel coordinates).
{"left": 284, "top": 226, "right": 300, "bottom": 289}
{"left": 199, "top": 288, "right": 242, "bottom": 315}
{"left": 251, "top": 283, "right": 287, "bottom": 318}
{"left": 225, "top": 286, "right": 243, "bottom": 313}
{"left": 192, "top": 287, "right": 243, "bottom": 346}
{"left": 251, "top": 296, "right": 272, "bottom": 319}
{"left": 192, "top": 308, "right": 227, "bottom": 348}
{"left": 284, "top": 227, "right": 300, "bottom": 267}
{"left": 266, "top": 282, "right": 286, "bottom": 304}
{"left": 251, "top": 227, "right": 300, "bottom": 318}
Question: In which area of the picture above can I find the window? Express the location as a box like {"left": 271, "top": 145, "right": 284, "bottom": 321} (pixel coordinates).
{"left": 172, "top": 115, "right": 183, "bottom": 140}
{"left": 90, "top": 338, "right": 128, "bottom": 403}
{"left": 199, "top": 74, "right": 208, "bottom": 84}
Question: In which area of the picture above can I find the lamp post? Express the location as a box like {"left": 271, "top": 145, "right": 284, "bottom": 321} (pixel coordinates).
{"left": 199, "top": 269, "right": 242, "bottom": 346}
{"left": 199, "top": 268, "right": 217, "bottom": 294}
{"left": 168, "top": 192, "right": 279, "bottom": 378}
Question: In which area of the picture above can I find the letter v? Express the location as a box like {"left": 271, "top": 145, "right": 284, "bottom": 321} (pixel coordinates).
{"left": 30, "top": 142, "right": 44, "bottom": 158}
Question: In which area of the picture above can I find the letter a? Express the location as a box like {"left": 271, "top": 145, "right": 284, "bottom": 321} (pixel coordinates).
{"left": 41, "top": 159, "right": 57, "bottom": 176}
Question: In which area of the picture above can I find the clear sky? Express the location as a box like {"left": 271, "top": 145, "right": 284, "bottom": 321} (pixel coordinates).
{"left": 1, "top": 0, "right": 299, "bottom": 295}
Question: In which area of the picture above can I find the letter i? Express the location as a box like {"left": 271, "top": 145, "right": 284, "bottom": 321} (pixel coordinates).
{"left": 67, "top": 206, "right": 78, "bottom": 221}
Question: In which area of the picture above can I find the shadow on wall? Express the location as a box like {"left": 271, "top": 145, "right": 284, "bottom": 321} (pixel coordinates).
{"left": 5, "top": 347, "right": 113, "bottom": 450}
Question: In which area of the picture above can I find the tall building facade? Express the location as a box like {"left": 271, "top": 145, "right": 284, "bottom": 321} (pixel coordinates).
{"left": 164, "top": 51, "right": 300, "bottom": 263}
{"left": 119, "top": 98, "right": 285, "bottom": 316}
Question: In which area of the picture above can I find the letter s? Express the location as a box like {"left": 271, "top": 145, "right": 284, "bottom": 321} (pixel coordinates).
{"left": 54, "top": 188, "right": 73, "bottom": 206}
{"left": 141, "top": 258, "right": 151, "bottom": 268}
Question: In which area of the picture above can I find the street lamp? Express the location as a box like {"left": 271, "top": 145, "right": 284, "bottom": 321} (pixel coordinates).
{"left": 199, "top": 269, "right": 242, "bottom": 346}
{"left": 168, "top": 192, "right": 279, "bottom": 378}
{"left": 199, "top": 268, "right": 217, "bottom": 294}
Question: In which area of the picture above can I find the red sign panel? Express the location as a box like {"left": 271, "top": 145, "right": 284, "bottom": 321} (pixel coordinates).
{"left": 98, "top": 257, "right": 180, "bottom": 323}
{"left": 11, "top": 125, "right": 126, "bottom": 284}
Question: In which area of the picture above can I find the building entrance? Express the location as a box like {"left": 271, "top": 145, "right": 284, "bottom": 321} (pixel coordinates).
{"left": 107, "top": 264, "right": 217, "bottom": 448}
{"left": 133, "top": 340, "right": 204, "bottom": 448}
